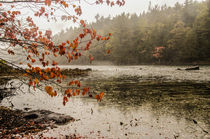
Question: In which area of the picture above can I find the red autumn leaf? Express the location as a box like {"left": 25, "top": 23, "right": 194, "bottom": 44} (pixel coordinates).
{"left": 44, "top": 68, "right": 51, "bottom": 73}
{"left": 107, "top": 49, "right": 111, "bottom": 54}
{"left": 77, "top": 81, "right": 81, "bottom": 87}
{"left": 8, "top": 50, "right": 15, "bottom": 55}
{"left": 52, "top": 61, "right": 57, "bottom": 66}
{"left": 95, "top": 92, "right": 105, "bottom": 102}
{"left": 89, "top": 55, "right": 94, "bottom": 61}
{"left": 43, "top": 74, "right": 49, "bottom": 80}
{"left": 76, "top": 89, "right": 80, "bottom": 95}
{"left": 79, "top": 33, "right": 84, "bottom": 39}
{"left": 63, "top": 96, "right": 68, "bottom": 102}
{"left": 27, "top": 63, "right": 32, "bottom": 68}
{"left": 31, "top": 59, "right": 36, "bottom": 63}
{"left": 45, "top": 86, "right": 53, "bottom": 96}
{"left": 50, "top": 72, "right": 55, "bottom": 78}
{"left": 57, "top": 79, "right": 61, "bottom": 83}
{"left": 47, "top": 0, "right": 51, "bottom": 6}
{"left": 80, "top": 20, "right": 85, "bottom": 25}
{"left": 74, "top": 80, "right": 78, "bottom": 84}
{"left": 68, "top": 81, "right": 74, "bottom": 86}
{"left": 73, "top": 92, "right": 77, "bottom": 96}
{"left": 28, "top": 80, "right": 33, "bottom": 86}
{"left": 63, "top": 101, "right": 66, "bottom": 106}
{"left": 34, "top": 78, "right": 39, "bottom": 85}
{"left": 45, "top": 0, "right": 51, "bottom": 6}
{"left": 101, "top": 37, "right": 106, "bottom": 40}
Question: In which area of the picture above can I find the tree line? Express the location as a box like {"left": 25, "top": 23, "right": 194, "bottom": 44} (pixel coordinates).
{"left": 53, "top": 0, "right": 210, "bottom": 65}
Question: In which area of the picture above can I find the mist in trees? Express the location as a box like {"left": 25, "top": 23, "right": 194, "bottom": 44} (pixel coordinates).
{"left": 53, "top": 0, "right": 210, "bottom": 65}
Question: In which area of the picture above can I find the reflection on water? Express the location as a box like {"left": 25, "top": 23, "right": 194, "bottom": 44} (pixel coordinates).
{"left": 1, "top": 65, "right": 210, "bottom": 138}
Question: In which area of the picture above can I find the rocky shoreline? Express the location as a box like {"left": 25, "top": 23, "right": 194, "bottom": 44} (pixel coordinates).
{"left": 0, "top": 106, "right": 75, "bottom": 138}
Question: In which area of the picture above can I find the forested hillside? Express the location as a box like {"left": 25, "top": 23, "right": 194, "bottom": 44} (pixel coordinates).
{"left": 53, "top": 0, "right": 210, "bottom": 65}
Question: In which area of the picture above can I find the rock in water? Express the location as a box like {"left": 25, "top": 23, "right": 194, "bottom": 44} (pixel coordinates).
{"left": 23, "top": 110, "right": 74, "bottom": 125}
{"left": 185, "top": 66, "right": 199, "bottom": 70}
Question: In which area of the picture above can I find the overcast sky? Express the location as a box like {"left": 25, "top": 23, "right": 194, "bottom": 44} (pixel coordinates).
{"left": 36, "top": 0, "right": 203, "bottom": 34}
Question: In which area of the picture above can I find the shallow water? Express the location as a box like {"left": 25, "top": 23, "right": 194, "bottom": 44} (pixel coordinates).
{"left": 1, "top": 65, "right": 210, "bottom": 138}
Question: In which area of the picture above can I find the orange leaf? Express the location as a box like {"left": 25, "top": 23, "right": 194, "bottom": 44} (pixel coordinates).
{"left": 68, "top": 81, "right": 74, "bottom": 86}
{"left": 26, "top": 69, "right": 30, "bottom": 73}
{"left": 43, "top": 75, "right": 49, "bottom": 80}
{"left": 53, "top": 91, "right": 57, "bottom": 96}
{"left": 76, "top": 89, "right": 80, "bottom": 95}
{"left": 68, "top": 89, "right": 71, "bottom": 93}
{"left": 45, "top": 86, "right": 54, "bottom": 96}
{"left": 44, "top": 68, "right": 51, "bottom": 73}
{"left": 27, "top": 63, "right": 32, "bottom": 68}
{"left": 107, "top": 49, "right": 111, "bottom": 54}
{"left": 89, "top": 55, "right": 94, "bottom": 61}
{"left": 95, "top": 92, "right": 104, "bottom": 102}
{"left": 100, "top": 92, "right": 104, "bottom": 98}
{"left": 47, "top": 0, "right": 51, "bottom": 6}
{"left": 53, "top": 53, "right": 57, "bottom": 57}
{"left": 74, "top": 80, "right": 78, "bottom": 84}
{"left": 50, "top": 72, "right": 55, "bottom": 78}
{"left": 45, "top": 0, "right": 51, "bottom": 6}
{"left": 34, "top": 78, "right": 39, "bottom": 85}
{"left": 80, "top": 20, "right": 85, "bottom": 25}
{"left": 45, "top": 86, "right": 52, "bottom": 92}
{"left": 52, "top": 60, "right": 57, "bottom": 66}
{"left": 77, "top": 81, "right": 81, "bottom": 87}
{"left": 101, "top": 37, "right": 106, "bottom": 40}
{"left": 63, "top": 101, "right": 66, "bottom": 106}
{"left": 28, "top": 81, "right": 33, "bottom": 86}
{"left": 63, "top": 96, "right": 68, "bottom": 102}
{"left": 8, "top": 50, "right": 15, "bottom": 55}
{"left": 57, "top": 79, "right": 61, "bottom": 83}
{"left": 62, "top": 74, "right": 66, "bottom": 80}
{"left": 31, "top": 59, "right": 36, "bottom": 63}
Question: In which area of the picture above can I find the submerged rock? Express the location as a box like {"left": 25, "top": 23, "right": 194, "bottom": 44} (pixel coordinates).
{"left": 185, "top": 66, "right": 199, "bottom": 70}
{"left": 23, "top": 110, "right": 75, "bottom": 125}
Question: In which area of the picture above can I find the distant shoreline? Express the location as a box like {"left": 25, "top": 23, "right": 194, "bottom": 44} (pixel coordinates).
{"left": 63, "top": 61, "right": 210, "bottom": 66}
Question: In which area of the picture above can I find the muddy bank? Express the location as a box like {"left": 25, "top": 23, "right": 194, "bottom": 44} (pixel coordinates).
{"left": 0, "top": 106, "right": 74, "bottom": 138}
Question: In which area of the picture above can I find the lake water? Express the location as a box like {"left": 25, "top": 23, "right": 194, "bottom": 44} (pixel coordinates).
{"left": 1, "top": 65, "right": 210, "bottom": 138}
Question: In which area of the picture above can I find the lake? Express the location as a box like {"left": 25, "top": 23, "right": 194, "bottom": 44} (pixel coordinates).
{"left": 1, "top": 65, "right": 210, "bottom": 138}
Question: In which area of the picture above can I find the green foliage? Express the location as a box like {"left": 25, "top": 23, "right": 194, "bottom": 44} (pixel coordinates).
{"left": 54, "top": 0, "right": 210, "bottom": 65}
